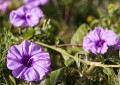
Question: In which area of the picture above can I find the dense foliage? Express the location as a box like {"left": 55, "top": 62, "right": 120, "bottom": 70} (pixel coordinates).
{"left": 1, "top": 0, "right": 120, "bottom": 85}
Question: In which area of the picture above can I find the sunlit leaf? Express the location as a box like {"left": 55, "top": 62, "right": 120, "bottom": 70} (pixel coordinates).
{"left": 9, "top": 75, "right": 16, "bottom": 85}
{"left": 58, "top": 48, "right": 70, "bottom": 60}
{"left": 103, "top": 68, "right": 119, "bottom": 85}
{"left": 118, "top": 69, "right": 120, "bottom": 84}
{"left": 71, "top": 24, "right": 89, "bottom": 52}
{"left": 64, "top": 58, "right": 74, "bottom": 66}
{"left": 39, "top": 68, "right": 65, "bottom": 85}
{"left": 22, "top": 28, "right": 34, "bottom": 39}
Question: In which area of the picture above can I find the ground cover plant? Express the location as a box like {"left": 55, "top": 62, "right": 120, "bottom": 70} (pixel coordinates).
{"left": 1, "top": 0, "right": 120, "bottom": 85}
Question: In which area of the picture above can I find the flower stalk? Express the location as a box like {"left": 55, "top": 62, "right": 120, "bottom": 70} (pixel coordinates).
{"left": 74, "top": 62, "right": 96, "bottom": 85}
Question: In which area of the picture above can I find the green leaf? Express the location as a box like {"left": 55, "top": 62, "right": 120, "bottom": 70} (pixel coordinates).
{"left": 39, "top": 68, "right": 65, "bottom": 85}
{"left": 103, "top": 68, "right": 120, "bottom": 85}
{"left": 9, "top": 75, "right": 16, "bottom": 85}
{"left": 90, "top": 19, "right": 100, "bottom": 28}
{"left": 58, "top": 48, "right": 69, "bottom": 60}
{"left": 118, "top": 69, "right": 120, "bottom": 83}
{"left": 71, "top": 24, "right": 89, "bottom": 52}
{"left": 22, "top": 28, "right": 34, "bottom": 39}
{"left": 56, "top": 48, "right": 75, "bottom": 66}
{"left": 103, "top": 68, "right": 112, "bottom": 76}
{"left": 108, "top": 57, "right": 120, "bottom": 64}
{"left": 64, "top": 58, "right": 74, "bottom": 66}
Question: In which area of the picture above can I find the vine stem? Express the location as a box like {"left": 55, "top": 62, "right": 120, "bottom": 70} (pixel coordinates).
{"left": 36, "top": 41, "right": 120, "bottom": 68}
{"left": 74, "top": 62, "right": 96, "bottom": 85}
{"left": 29, "top": 82, "right": 32, "bottom": 85}
{"left": 53, "top": 44, "right": 82, "bottom": 47}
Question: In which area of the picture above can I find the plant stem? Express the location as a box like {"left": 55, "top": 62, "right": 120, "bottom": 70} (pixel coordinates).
{"left": 74, "top": 62, "right": 96, "bottom": 85}
{"left": 64, "top": 6, "right": 69, "bottom": 25}
{"left": 36, "top": 41, "right": 120, "bottom": 68}
{"left": 53, "top": 44, "right": 82, "bottom": 47}
{"left": 29, "top": 82, "right": 32, "bottom": 85}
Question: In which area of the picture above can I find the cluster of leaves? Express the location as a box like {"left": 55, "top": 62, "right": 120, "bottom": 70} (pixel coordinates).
{"left": 1, "top": 0, "right": 120, "bottom": 85}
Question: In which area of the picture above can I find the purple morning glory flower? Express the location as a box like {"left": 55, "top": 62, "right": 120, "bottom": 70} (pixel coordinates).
{"left": 23, "top": 0, "right": 48, "bottom": 7}
{"left": 83, "top": 27, "right": 117, "bottom": 54}
{"left": 9, "top": 5, "right": 44, "bottom": 27}
{"left": 7, "top": 40, "right": 51, "bottom": 81}
{"left": 114, "top": 40, "right": 120, "bottom": 49}
{"left": 0, "top": 0, "right": 11, "bottom": 12}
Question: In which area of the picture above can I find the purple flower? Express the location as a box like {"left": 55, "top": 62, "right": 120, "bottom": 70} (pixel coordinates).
{"left": 9, "top": 5, "right": 44, "bottom": 27}
{"left": 0, "top": 0, "right": 11, "bottom": 12}
{"left": 114, "top": 40, "right": 120, "bottom": 49}
{"left": 83, "top": 27, "right": 117, "bottom": 54}
{"left": 7, "top": 40, "right": 51, "bottom": 81}
{"left": 23, "top": 0, "right": 48, "bottom": 6}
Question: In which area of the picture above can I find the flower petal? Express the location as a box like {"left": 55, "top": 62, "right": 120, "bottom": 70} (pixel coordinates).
{"left": 21, "top": 40, "right": 42, "bottom": 56}
{"left": 24, "top": 0, "right": 48, "bottom": 6}
{"left": 31, "top": 52, "right": 50, "bottom": 62}
{"left": 7, "top": 59, "right": 23, "bottom": 70}
{"left": 102, "top": 29, "right": 117, "bottom": 46}
{"left": 7, "top": 44, "right": 23, "bottom": 61}
{"left": 32, "top": 64, "right": 50, "bottom": 80}
{"left": 9, "top": 7, "right": 25, "bottom": 27}
{"left": 100, "top": 43, "right": 108, "bottom": 54}
{"left": 26, "top": 7, "right": 44, "bottom": 27}
{"left": 22, "top": 40, "right": 31, "bottom": 56}
{"left": 22, "top": 67, "right": 38, "bottom": 81}
{"left": 12, "top": 65, "right": 27, "bottom": 78}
